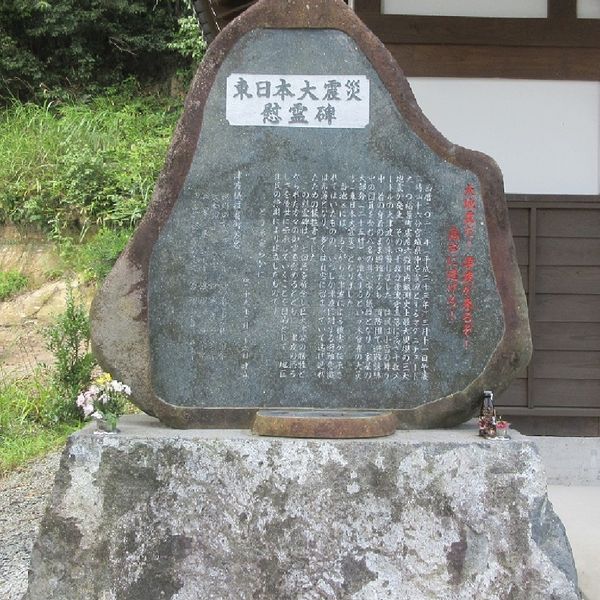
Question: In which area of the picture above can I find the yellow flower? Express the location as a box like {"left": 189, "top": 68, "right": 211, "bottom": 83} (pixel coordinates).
{"left": 95, "top": 372, "right": 112, "bottom": 386}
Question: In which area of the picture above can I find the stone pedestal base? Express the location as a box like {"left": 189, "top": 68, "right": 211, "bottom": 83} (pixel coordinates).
{"left": 25, "top": 416, "right": 579, "bottom": 600}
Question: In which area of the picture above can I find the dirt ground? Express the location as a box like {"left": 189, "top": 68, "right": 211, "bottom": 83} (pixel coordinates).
{"left": 0, "top": 226, "right": 94, "bottom": 377}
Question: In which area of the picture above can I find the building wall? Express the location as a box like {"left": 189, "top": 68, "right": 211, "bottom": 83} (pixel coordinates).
{"left": 407, "top": 78, "right": 600, "bottom": 195}
{"left": 383, "top": 0, "right": 548, "bottom": 19}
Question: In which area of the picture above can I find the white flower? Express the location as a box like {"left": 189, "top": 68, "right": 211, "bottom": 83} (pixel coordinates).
{"left": 76, "top": 393, "right": 86, "bottom": 407}
{"left": 91, "top": 411, "right": 104, "bottom": 420}
{"left": 108, "top": 380, "right": 122, "bottom": 393}
{"left": 82, "top": 403, "right": 95, "bottom": 417}
{"left": 108, "top": 380, "right": 131, "bottom": 396}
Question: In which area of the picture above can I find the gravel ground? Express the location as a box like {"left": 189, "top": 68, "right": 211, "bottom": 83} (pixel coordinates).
{"left": 0, "top": 450, "right": 62, "bottom": 600}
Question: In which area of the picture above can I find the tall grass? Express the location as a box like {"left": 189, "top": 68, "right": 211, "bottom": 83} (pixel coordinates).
{"left": 0, "top": 270, "right": 28, "bottom": 300}
{"left": 0, "top": 92, "right": 182, "bottom": 239}
{"left": 0, "top": 369, "right": 81, "bottom": 475}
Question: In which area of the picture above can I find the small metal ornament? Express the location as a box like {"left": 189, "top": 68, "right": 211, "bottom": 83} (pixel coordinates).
{"left": 479, "top": 390, "right": 498, "bottom": 438}
{"left": 478, "top": 390, "right": 511, "bottom": 440}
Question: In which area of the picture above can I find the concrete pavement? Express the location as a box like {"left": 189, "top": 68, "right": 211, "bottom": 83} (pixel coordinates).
{"left": 547, "top": 485, "right": 600, "bottom": 600}
{"left": 534, "top": 435, "right": 600, "bottom": 599}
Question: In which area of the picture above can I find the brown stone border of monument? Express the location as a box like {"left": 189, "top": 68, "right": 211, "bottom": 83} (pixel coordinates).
{"left": 90, "top": 0, "right": 531, "bottom": 429}
{"left": 252, "top": 410, "right": 398, "bottom": 438}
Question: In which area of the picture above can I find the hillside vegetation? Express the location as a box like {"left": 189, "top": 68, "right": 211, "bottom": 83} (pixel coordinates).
{"left": 0, "top": 0, "right": 207, "bottom": 474}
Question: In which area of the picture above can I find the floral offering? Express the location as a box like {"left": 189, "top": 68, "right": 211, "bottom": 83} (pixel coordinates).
{"left": 76, "top": 372, "right": 131, "bottom": 433}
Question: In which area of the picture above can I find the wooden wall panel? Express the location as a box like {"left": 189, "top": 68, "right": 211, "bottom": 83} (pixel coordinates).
{"left": 509, "top": 209, "right": 529, "bottom": 237}
{"left": 507, "top": 194, "right": 600, "bottom": 207}
{"left": 499, "top": 200, "right": 600, "bottom": 420}
{"left": 536, "top": 266, "right": 600, "bottom": 295}
{"left": 535, "top": 322, "right": 600, "bottom": 351}
{"left": 535, "top": 294, "right": 600, "bottom": 322}
{"left": 515, "top": 367, "right": 528, "bottom": 380}
{"left": 536, "top": 238, "right": 600, "bottom": 266}
{"left": 501, "top": 380, "right": 528, "bottom": 407}
{"left": 537, "top": 210, "right": 600, "bottom": 238}
{"left": 548, "top": 0, "right": 577, "bottom": 21}
{"left": 514, "top": 237, "right": 529, "bottom": 265}
{"left": 534, "top": 379, "right": 600, "bottom": 408}
{"left": 533, "top": 351, "right": 600, "bottom": 380}
{"left": 385, "top": 45, "right": 600, "bottom": 80}
{"left": 507, "top": 416, "right": 600, "bottom": 436}
{"left": 356, "top": 14, "right": 600, "bottom": 47}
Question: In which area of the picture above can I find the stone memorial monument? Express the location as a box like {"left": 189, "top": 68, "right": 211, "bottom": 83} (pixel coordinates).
{"left": 89, "top": 0, "right": 531, "bottom": 433}
{"left": 25, "top": 1, "right": 580, "bottom": 598}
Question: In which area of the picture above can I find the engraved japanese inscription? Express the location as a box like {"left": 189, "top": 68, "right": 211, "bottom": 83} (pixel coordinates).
{"left": 226, "top": 74, "right": 370, "bottom": 128}
{"left": 147, "top": 29, "right": 505, "bottom": 410}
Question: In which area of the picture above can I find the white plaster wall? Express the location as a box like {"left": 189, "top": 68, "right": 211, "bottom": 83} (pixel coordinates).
{"left": 382, "top": 0, "right": 600, "bottom": 19}
{"left": 578, "top": 0, "right": 600, "bottom": 19}
{"left": 407, "top": 78, "right": 600, "bottom": 195}
{"left": 382, "top": 0, "right": 547, "bottom": 18}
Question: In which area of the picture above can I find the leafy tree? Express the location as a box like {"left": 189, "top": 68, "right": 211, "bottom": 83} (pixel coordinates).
{"left": 0, "top": 0, "right": 198, "bottom": 101}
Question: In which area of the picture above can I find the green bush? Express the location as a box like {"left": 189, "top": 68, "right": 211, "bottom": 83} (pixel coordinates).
{"left": 0, "top": 0, "right": 197, "bottom": 102}
{"left": 44, "top": 287, "right": 95, "bottom": 421}
{"left": 0, "top": 92, "right": 181, "bottom": 237}
{"left": 0, "top": 269, "right": 27, "bottom": 300}
{"left": 76, "top": 227, "right": 133, "bottom": 281}
{"left": 169, "top": 15, "right": 207, "bottom": 63}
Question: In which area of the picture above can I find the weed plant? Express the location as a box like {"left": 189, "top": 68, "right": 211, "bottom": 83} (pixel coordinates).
{"left": 0, "top": 368, "right": 80, "bottom": 474}
{"left": 0, "top": 269, "right": 28, "bottom": 300}
{"left": 59, "top": 227, "right": 133, "bottom": 282}
{"left": 44, "top": 287, "right": 95, "bottom": 419}
{"left": 0, "top": 90, "right": 181, "bottom": 240}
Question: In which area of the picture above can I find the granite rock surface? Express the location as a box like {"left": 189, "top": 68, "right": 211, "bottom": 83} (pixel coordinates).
{"left": 25, "top": 416, "right": 579, "bottom": 600}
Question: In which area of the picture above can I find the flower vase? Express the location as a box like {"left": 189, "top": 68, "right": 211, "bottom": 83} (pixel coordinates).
{"left": 496, "top": 426, "right": 509, "bottom": 439}
{"left": 95, "top": 416, "right": 118, "bottom": 434}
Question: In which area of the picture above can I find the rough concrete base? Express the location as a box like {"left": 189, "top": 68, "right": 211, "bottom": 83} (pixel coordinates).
{"left": 25, "top": 416, "right": 579, "bottom": 600}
